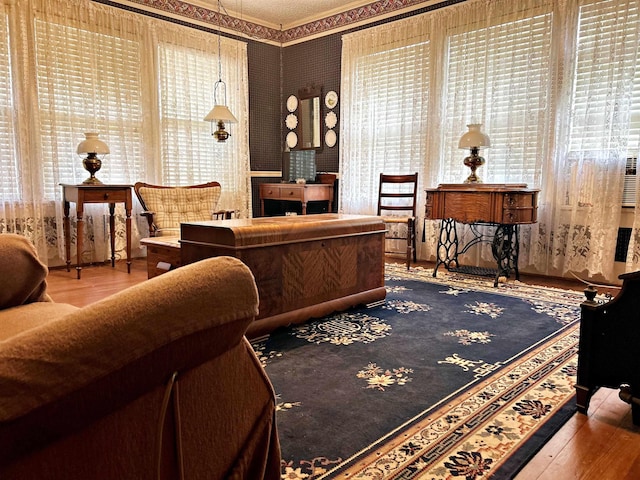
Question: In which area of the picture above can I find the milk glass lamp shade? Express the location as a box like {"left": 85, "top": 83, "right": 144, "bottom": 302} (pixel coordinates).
{"left": 459, "top": 124, "right": 491, "bottom": 183}
{"left": 77, "top": 132, "right": 110, "bottom": 185}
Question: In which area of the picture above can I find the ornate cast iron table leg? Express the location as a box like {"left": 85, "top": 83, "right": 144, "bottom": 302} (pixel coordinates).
{"left": 491, "top": 224, "right": 520, "bottom": 287}
{"left": 433, "top": 218, "right": 459, "bottom": 277}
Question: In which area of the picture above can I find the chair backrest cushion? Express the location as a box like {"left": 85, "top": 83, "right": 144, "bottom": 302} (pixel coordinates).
{"left": 138, "top": 185, "right": 221, "bottom": 235}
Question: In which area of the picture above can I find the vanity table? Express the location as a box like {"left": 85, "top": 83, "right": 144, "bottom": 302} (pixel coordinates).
{"left": 425, "top": 183, "right": 538, "bottom": 286}
{"left": 259, "top": 183, "right": 333, "bottom": 216}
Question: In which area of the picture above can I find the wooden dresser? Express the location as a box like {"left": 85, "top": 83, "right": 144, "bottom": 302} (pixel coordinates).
{"left": 259, "top": 183, "right": 333, "bottom": 216}
{"left": 425, "top": 184, "right": 539, "bottom": 285}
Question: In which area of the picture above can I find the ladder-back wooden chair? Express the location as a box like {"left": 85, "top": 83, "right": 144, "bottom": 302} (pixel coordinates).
{"left": 134, "top": 182, "right": 234, "bottom": 238}
{"left": 377, "top": 172, "right": 419, "bottom": 269}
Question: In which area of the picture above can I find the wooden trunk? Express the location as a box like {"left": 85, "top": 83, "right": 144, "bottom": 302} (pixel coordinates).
{"left": 180, "top": 213, "right": 387, "bottom": 338}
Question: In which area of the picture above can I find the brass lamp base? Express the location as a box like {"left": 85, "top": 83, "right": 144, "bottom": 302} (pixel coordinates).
{"left": 213, "top": 120, "right": 230, "bottom": 142}
{"left": 82, "top": 176, "right": 103, "bottom": 185}
{"left": 82, "top": 154, "right": 103, "bottom": 185}
{"left": 463, "top": 147, "right": 485, "bottom": 183}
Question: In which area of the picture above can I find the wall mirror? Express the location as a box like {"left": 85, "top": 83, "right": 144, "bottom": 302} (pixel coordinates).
{"left": 297, "top": 85, "right": 323, "bottom": 152}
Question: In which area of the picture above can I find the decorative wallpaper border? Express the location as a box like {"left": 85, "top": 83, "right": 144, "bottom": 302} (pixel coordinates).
{"left": 118, "top": 0, "right": 437, "bottom": 43}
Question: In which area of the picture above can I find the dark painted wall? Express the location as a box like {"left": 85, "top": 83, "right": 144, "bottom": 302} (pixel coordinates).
{"left": 247, "top": 33, "right": 342, "bottom": 216}
{"left": 282, "top": 34, "right": 342, "bottom": 175}
{"left": 247, "top": 41, "right": 281, "bottom": 172}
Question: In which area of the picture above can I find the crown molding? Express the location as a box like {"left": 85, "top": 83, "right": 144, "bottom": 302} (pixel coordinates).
{"left": 107, "top": 0, "right": 441, "bottom": 45}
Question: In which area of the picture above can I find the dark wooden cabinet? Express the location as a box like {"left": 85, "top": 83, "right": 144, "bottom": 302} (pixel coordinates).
{"left": 576, "top": 271, "right": 640, "bottom": 425}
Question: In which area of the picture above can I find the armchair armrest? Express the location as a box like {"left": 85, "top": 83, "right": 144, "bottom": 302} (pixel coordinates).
{"left": 139, "top": 210, "right": 157, "bottom": 236}
{"left": 0, "top": 256, "right": 259, "bottom": 464}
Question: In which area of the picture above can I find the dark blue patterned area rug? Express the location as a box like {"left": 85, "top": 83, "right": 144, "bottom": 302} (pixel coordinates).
{"left": 252, "top": 264, "right": 590, "bottom": 480}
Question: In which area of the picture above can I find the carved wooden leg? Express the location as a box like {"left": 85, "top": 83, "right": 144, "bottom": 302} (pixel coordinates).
{"left": 76, "top": 203, "right": 84, "bottom": 280}
{"left": 63, "top": 200, "right": 71, "bottom": 272}
{"left": 109, "top": 203, "right": 116, "bottom": 268}
{"left": 576, "top": 384, "right": 596, "bottom": 415}
{"left": 407, "top": 218, "right": 416, "bottom": 270}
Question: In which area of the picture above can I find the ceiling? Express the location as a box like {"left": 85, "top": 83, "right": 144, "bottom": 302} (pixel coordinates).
{"left": 225, "top": 0, "right": 375, "bottom": 29}
{"left": 190, "top": 0, "right": 428, "bottom": 30}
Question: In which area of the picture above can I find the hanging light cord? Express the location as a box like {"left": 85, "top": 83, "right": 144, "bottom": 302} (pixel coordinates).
{"left": 217, "top": 0, "right": 222, "bottom": 82}
{"left": 215, "top": 0, "right": 224, "bottom": 104}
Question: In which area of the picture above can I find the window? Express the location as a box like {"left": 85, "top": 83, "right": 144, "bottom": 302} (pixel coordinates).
{"left": 340, "top": 21, "right": 429, "bottom": 214}
{"left": 158, "top": 43, "right": 230, "bottom": 185}
{"left": 0, "top": 13, "right": 18, "bottom": 201}
{"left": 352, "top": 40, "right": 429, "bottom": 172}
{"left": 35, "top": 18, "right": 146, "bottom": 199}
{"left": 569, "top": 0, "right": 640, "bottom": 155}
{"left": 442, "top": 10, "right": 553, "bottom": 185}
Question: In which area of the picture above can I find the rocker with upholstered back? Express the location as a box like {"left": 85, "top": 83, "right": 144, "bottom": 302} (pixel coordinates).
{"left": 134, "top": 182, "right": 234, "bottom": 237}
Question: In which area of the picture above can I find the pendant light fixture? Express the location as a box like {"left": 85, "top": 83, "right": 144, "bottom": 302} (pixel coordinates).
{"left": 204, "top": 0, "right": 237, "bottom": 142}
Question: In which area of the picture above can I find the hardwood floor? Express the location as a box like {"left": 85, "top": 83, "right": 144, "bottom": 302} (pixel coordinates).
{"left": 46, "top": 258, "right": 148, "bottom": 307}
{"left": 45, "top": 257, "right": 640, "bottom": 479}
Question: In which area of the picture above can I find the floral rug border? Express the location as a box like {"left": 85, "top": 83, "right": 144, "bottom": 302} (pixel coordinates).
{"left": 385, "top": 263, "right": 589, "bottom": 305}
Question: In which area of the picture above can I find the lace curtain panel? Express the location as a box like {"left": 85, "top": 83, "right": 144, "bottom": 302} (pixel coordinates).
{"left": 0, "top": 0, "right": 250, "bottom": 266}
{"left": 340, "top": 0, "right": 640, "bottom": 283}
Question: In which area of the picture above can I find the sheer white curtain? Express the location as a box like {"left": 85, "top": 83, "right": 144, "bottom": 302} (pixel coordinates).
{"left": 539, "top": 0, "right": 640, "bottom": 280}
{"left": 154, "top": 23, "right": 251, "bottom": 218}
{"left": 32, "top": 0, "right": 149, "bottom": 265}
{"left": 0, "top": 0, "right": 250, "bottom": 265}
{"left": 437, "top": 0, "right": 555, "bottom": 268}
{"left": 340, "top": 17, "right": 432, "bottom": 256}
{"left": 340, "top": 0, "right": 640, "bottom": 283}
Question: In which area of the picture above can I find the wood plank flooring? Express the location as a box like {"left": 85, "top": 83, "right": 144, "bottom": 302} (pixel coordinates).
{"left": 45, "top": 257, "right": 640, "bottom": 480}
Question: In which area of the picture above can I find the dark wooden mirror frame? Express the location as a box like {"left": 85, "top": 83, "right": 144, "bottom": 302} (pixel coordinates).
{"left": 297, "top": 84, "right": 323, "bottom": 152}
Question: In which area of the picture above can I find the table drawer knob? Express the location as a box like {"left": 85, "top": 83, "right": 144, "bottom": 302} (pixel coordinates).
{"left": 104, "top": 193, "right": 110, "bottom": 199}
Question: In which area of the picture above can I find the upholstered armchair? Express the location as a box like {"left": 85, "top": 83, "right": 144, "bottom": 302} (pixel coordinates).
{"left": 134, "top": 182, "right": 235, "bottom": 237}
{"left": 0, "top": 233, "right": 281, "bottom": 479}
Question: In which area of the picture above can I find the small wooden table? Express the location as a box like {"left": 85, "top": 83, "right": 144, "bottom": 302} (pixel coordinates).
{"left": 61, "top": 183, "right": 132, "bottom": 279}
{"left": 259, "top": 183, "right": 333, "bottom": 216}
{"left": 140, "top": 237, "right": 181, "bottom": 279}
{"left": 425, "top": 183, "right": 539, "bottom": 286}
